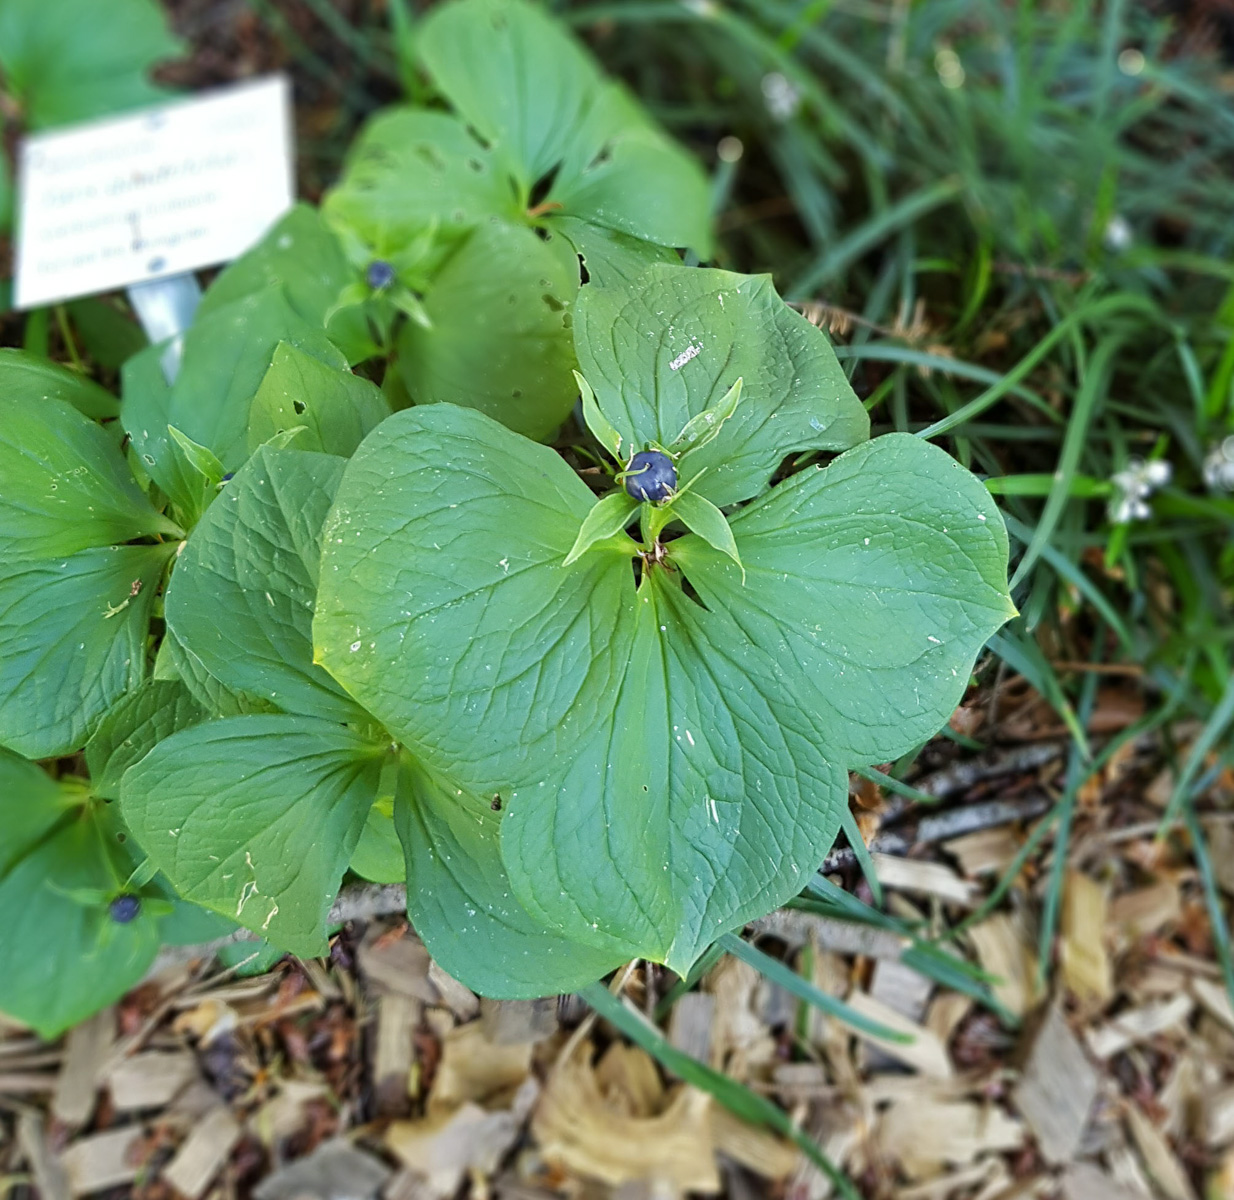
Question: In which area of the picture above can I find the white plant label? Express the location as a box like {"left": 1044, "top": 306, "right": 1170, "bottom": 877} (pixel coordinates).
{"left": 14, "top": 77, "right": 294, "bottom": 309}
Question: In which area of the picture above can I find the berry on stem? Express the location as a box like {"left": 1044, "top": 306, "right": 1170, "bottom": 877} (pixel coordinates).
{"left": 624, "top": 450, "right": 678, "bottom": 503}
{"left": 109, "top": 894, "right": 141, "bottom": 924}
{"left": 366, "top": 260, "right": 396, "bottom": 290}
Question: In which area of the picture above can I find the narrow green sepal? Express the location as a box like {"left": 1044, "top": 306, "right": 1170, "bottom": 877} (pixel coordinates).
{"left": 324, "top": 281, "right": 370, "bottom": 327}
{"left": 669, "top": 376, "right": 743, "bottom": 454}
{"left": 167, "top": 426, "right": 225, "bottom": 488}
{"left": 390, "top": 287, "right": 433, "bottom": 329}
{"left": 645, "top": 465, "right": 708, "bottom": 543}
{"left": 575, "top": 371, "right": 624, "bottom": 460}
{"left": 563, "top": 490, "right": 640, "bottom": 566}
{"left": 672, "top": 490, "right": 745, "bottom": 582}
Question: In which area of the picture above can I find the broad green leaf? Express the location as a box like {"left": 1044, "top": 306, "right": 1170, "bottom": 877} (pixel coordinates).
{"left": 563, "top": 491, "right": 639, "bottom": 566}
{"left": 547, "top": 91, "right": 713, "bottom": 258}
{"left": 0, "top": 747, "right": 76, "bottom": 876}
{"left": 219, "top": 939, "right": 285, "bottom": 976}
{"left": 0, "top": 347, "right": 121, "bottom": 420}
{"left": 670, "top": 491, "right": 744, "bottom": 580}
{"left": 417, "top": 0, "right": 605, "bottom": 192}
{"left": 0, "top": 356, "right": 182, "bottom": 757}
{"left": 121, "top": 341, "right": 206, "bottom": 521}
{"left": 157, "top": 630, "right": 279, "bottom": 719}
{"left": 0, "top": 0, "right": 181, "bottom": 130}
{"left": 575, "top": 266, "right": 869, "bottom": 507}
{"left": 166, "top": 447, "right": 362, "bottom": 724}
{"left": 0, "top": 544, "right": 173, "bottom": 758}
{"left": 533, "top": 216, "right": 677, "bottom": 289}
{"left": 498, "top": 570, "right": 851, "bottom": 967}
{"left": 122, "top": 715, "right": 387, "bottom": 955}
{"left": 670, "top": 433, "right": 1018, "bottom": 763}
{"left": 85, "top": 680, "right": 204, "bottom": 801}
{"left": 314, "top": 405, "right": 850, "bottom": 969}
{"left": 157, "top": 898, "right": 239, "bottom": 946}
{"left": 0, "top": 776, "right": 160, "bottom": 1038}
{"left": 394, "top": 755, "right": 624, "bottom": 996}
{"left": 416, "top": 0, "right": 711, "bottom": 255}
{"left": 0, "top": 379, "right": 178, "bottom": 557}
{"left": 122, "top": 286, "right": 348, "bottom": 521}
{"left": 398, "top": 222, "right": 578, "bottom": 441}
{"left": 323, "top": 110, "right": 515, "bottom": 246}
{"left": 315, "top": 405, "right": 620, "bottom": 793}
{"left": 246, "top": 342, "right": 391, "bottom": 457}
{"left": 167, "top": 288, "right": 347, "bottom": 470}
{"left": 197, "top": 205, "right": 374, "bottom": 365}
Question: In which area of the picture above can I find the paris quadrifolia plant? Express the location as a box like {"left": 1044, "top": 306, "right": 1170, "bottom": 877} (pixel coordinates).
{"left": 0, "top": 0, "right": 1014, "bottom": 1037}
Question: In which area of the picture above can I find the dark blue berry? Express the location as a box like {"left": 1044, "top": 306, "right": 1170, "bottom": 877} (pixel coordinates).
{"left": 624, "top": 450, "right": 677, "bottom": 503}
{"left": 109, "top": 894, "right": 141, "bottom": 924}
{"left": 366, "top": 260, "right": 396, "bottom": 290}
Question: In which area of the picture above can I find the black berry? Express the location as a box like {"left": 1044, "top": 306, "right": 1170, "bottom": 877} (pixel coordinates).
{"left": 624, "top": 450, "right": 677, "bottom": 503}
{"left": 109, "top": 894, "right": 141, "bottom": 924}
{"left": 366, "top": 260, "right": 396, "bottom": 290}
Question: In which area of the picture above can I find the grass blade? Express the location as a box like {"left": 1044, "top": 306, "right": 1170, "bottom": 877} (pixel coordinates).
{"left": 789, "top": 179, "right": 963, "bottom": 295}
{"left": 718, "top": 931, "right": 912, "bottom": 1042}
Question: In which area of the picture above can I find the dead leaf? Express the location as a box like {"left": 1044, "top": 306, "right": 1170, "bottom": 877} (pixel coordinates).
{"left": 60, "top": 1128, "right": 146, "bottom": 1197}
{"left": 478, "top": 997, "right": 558, "bottom": 1045}
{"left": 1108, "top": 882, "right": 1182, "bottom": 945}
{"left": 1085, "top": 995, "right": 1193, "bottom": 1060}
{"left": 1124, "top": 1102, "right": 1196, "bottom": 1200}
{"left": 1062, "top": 871, "right": 1113, "bottom": 1008}
{"left": 162, "top": 1106, "right": 243, "bottom": 1199}
{"left": 428, "top": 1020, "right": 533, "bottom": 1117}
{"left": 878, "top": 1098, "right": 1022, "bottom": 1180}
{"left": 252, "top": 1137, "right": 392, "bottom": 1200}
{"left": 387, "top": 1086, "right": 534, "bottom": 1198}
{"left": 357, "top": 928, "right": 438, "bottom": 1003}
{"left": 106, "top": 1050, "right": 198, "bottom": 1112}
{"left": 968, "top": 914, "right": 1042, "bottom": 1019}
{"left": 531, "top": 1045, "right": 720, "bottom": 1192}
{"left": 52, "top": 1008, "right": 114, "bottom": 1127}
{"left": 705, "top": 957, "right": 775, "bottom": 1078}
{"left": 1013, "top": 1005, "right": 1099, "bottom": 1165}
{"left": 594, "top": 1042, "right": 664, "bottom": 1118}
{"left": 844, "top": 991, "right": 952, "bottom": 1078}
{"left": 373, "top": 992, "right": 419, "bottom": 1117}
{"left": 870, "top": 854, "right": 977, "bottom": 907}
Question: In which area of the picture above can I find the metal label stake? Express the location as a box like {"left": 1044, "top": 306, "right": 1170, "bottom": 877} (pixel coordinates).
{"left": 126, "top": 273, "right": 203, "bottom": 384}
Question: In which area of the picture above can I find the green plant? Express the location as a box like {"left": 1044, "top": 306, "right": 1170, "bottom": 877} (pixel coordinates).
{"left": 0, "top": 0, "right": 1019, "bottom": 1043}
{"left": 322, "top": 0, "right": 713, "bottom": 439}
{"left": 106, "top": 257, "right": 1009, "bottom": 994}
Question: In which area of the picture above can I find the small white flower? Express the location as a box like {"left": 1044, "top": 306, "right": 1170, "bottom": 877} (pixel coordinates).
{"left": 1109, "top": 494, "right": 1150, "bottom": 524}
{"left": 761, "top": 72, "right": 801, "bottom": 122}
{"left": 1203, "top": 435, "right": 1234, "bottom": 494}
{"left": 934, "top": 47, "right": 965, "bottom": 89}
{"left": 1104, "top": 214, "right": 1133, "bottom": 252}
{"left": 1108, "top": 456, "right": 1171, "bottom": 524}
